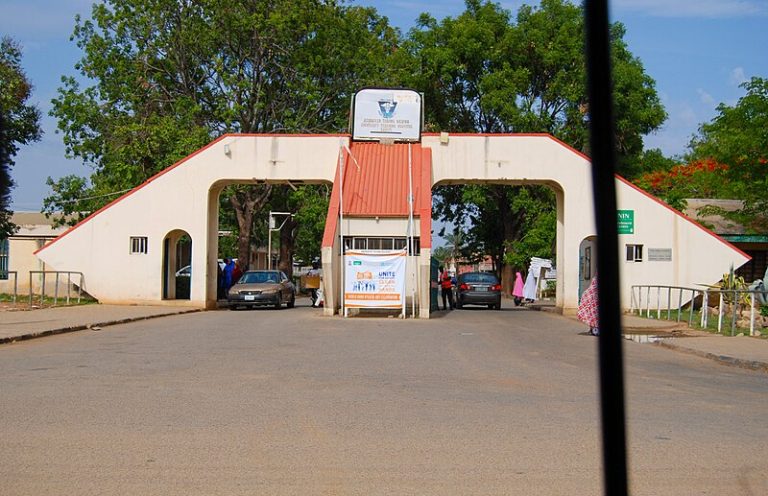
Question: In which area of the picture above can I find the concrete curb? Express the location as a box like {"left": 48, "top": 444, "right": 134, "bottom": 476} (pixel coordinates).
{"left": 656, "top": 340, "right": 768, "bottom": 373}
{"left": 0, "top": 308, "right": 203, "bottom": 346}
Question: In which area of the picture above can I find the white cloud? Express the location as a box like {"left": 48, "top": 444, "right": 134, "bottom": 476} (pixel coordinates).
{"left": 697, "top": 89, "right": 715, "bottom": 106}
{"left": 614, "top": 0, "right": 767, "bottom": 18}
{"left": 729, "top": 67, "right": 748, "bottom": 86}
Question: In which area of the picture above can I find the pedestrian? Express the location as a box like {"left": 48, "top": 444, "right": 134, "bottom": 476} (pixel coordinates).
{"left": 577, "top": 274, "right": 599, "bottom": 336}
{"left": 523, "top": 269, "right": 537, "bottom": 302}
{"left": 512, "top": 271, "right": 524, "bottom": 306}
{"left": 439, "top": 265, "right": 454, "bottom": 310}
{"left": 307, "top": 261, "right": 321, "bottom": 306}
{"left": 223, "top": 258, "right": 235, "bottom": 291}
{"left": 232, "top": 259, "right": 243, "bottom": 285}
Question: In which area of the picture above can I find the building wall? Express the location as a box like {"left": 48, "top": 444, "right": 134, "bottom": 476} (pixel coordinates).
{"left": 35, "top": 133, "right": 749, "bottom": 313}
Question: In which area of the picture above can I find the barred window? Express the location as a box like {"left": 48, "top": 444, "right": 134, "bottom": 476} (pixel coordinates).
{"left": 130, "top": 236, "right": 148, "bottom": 254}
{"left": 625, "top": 244, "right": 643, "bottom": 262}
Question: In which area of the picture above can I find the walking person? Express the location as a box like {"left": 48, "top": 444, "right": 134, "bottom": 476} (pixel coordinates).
{"left": 577, "top": 274, "right": 599, "bottom": 336}
{"left": 512, "top": 271, "right": 525, "bottom": 306}
{"left": 439, "top": 266, "right": 454, "bottom": 310}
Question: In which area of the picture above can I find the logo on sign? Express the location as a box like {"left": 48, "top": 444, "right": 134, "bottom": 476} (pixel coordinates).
{"left": 377, "top": 99, "right": 397, "bottom": 119}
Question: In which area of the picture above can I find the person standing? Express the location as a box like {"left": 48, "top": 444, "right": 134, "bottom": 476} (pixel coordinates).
{"left": 439, "top": 266, "right": 454, "bottom": 310}
{"left": 223, "top": 258, "right": 235, "bottom": 292}
{"left": 512, "top": 271, "right": 525, "bottom": 306}
{"left": 577, "top": 274, "right": 599, "bottom": 336}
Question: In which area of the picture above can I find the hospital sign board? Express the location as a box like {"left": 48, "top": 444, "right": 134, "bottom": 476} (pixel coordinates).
{"left": 618, "top": 210, "right": 634, "bottom": 234}
{"left": 352, "top": 88, "right": 422, "bottom": 142}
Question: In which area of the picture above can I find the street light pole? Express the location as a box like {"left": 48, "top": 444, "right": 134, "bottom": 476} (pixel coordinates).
{"left": 267, "top": 211, "right": 293, "bottom": 270}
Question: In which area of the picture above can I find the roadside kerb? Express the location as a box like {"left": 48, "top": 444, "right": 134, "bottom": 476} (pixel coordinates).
{"left": 0, "top": 308, "right": 202, "bottom": 345}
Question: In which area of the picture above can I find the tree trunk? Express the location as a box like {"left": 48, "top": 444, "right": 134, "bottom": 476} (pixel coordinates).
{"left": 229, "top": 184, "right": 272, "bottom": 270}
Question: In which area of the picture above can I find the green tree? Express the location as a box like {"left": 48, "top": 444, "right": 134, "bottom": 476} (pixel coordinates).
{"left": 687, "top": 77, "right": 768, "bottom": 231}
{"left": 46, "top": 0, "right": 406, "bottom": 266}
{"left": 0, "top": 37, "right": 42, "bottom": 239}
{"left": 410, "top": 0, "right": 665, "bottom": 290}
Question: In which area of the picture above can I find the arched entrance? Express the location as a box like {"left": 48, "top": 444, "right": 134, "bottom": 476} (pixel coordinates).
{"left": 579, "top": 236, "right": 597, "bottom": 300}
{"left": 162, "top": 229, "right": 192, "bottom": 300}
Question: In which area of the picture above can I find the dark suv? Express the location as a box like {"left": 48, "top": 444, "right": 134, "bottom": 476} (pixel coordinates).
{"left": 455, "top": 272, "right": 502, "bottom": 310}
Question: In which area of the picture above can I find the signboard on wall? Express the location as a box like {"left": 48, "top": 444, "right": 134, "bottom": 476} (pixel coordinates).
{"left": 351, "top": 88, "right": 422, "bottom": 142}
{"left": 344, "top": 249, "right": 407, "bottom": 308}
{"left": 617, "top": 210, "right": 634, "bottom": 234}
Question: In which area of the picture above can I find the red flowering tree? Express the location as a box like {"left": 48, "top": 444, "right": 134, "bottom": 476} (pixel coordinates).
{"left": 635, "top": 159, "right": 732, "bottom": 211}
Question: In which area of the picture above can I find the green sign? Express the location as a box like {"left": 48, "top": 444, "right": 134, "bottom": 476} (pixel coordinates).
{"left": 617, "top": 210, "right": 634, "bottom": 234}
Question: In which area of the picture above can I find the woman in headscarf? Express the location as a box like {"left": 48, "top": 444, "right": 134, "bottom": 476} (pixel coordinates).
{"left": 578, "top": 275, "right": 599, "bottom": 336}
{"left": 512, "top": 271, "right": 525, "bottom": 306}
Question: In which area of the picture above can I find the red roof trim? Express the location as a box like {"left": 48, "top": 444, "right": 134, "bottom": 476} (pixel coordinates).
{"left": 614, "top": 175, "right": 751, "bottom": 260}
{"left": 35, "top": 134, "right": 229, "bottom": 255}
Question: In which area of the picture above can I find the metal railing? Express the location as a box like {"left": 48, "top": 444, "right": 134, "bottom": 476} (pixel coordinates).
{"left": 1, "top": 270, "right": 19, "bottom": 302}
{"left": 630, "top": 284, "right": 766, "bottom": 336}
{"left": 27, "top": 271, "right": 85, "bottom": 307}
{"left": 629, "top": 285, "right": 702, "bottom": 328}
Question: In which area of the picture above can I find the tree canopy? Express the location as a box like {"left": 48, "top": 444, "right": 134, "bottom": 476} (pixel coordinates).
{"left": 686, "top": 77, "right": 768, "bottom": 231}
{"left": 406, "top": 0, "right": 665, "bottom": 286}
{"left": 46, "top": 0, "right": 406, "bottom": 268}
{"left": 0, "top": 37, "right": 42, "bottom": 239}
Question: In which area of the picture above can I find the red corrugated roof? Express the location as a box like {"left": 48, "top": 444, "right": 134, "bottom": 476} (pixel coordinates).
{"left": 321, "top": 142, "right": 433, "bottom": 248}
{"left": 341, "top": 142, "right": 426, "bottom": 216}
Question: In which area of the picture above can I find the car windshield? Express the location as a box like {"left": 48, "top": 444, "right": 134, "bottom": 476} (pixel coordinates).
{"left": 462, "top": 273, "right": 498, "bottom": 284}
{"left": 240, "top": 271, "right": 281, "bottom": 284}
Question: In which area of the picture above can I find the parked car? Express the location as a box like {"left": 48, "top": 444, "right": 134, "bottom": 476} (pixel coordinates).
{"left": 455, "top": 271, "right": 502, "bottom": 310}
{"left": 227, "top": 270, "right": 296, "bottom": 309}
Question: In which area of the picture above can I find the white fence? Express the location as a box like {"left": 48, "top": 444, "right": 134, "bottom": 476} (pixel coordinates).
{"left": 629, "top": 285, "right": 767, "bottom": 336}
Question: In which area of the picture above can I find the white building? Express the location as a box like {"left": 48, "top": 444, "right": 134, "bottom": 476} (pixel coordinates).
{"left": 33, "top": 133, "right": 749, "bottom": 317}
{"left": 1, "top": 212, "right": 70, "bottom": 296}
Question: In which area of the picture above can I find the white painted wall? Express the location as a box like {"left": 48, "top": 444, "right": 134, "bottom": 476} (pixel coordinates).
{"left": 35, "top": 133, "right": 749, "bottom": 314}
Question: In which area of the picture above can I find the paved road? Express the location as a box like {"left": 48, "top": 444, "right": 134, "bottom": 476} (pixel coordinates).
{"left": 1, "top": 305, "right": 766, "bottom": 495}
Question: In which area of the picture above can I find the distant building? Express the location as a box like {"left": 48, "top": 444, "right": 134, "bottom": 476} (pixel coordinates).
{"left": 0, "top": 212, "right": 69, "bottom": 295}
{"left": 684, "top": 199, "right": 767, "bottom": 282}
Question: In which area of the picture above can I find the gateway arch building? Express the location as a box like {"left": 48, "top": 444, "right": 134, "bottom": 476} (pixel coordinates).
{"left": 35, "top": 132, "right": 749, "bottom": 318}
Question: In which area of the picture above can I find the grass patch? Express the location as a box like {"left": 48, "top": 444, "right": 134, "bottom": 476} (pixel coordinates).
{"left": 631, "top": 308, "right": 767, "bottom": 337}
{"left": 1, "top": 293, "right": 97, "bottom": 308}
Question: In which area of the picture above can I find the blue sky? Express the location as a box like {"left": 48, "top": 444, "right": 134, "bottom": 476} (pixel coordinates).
{"left": 2, "top": 0, "right": 766, "bottom": 211}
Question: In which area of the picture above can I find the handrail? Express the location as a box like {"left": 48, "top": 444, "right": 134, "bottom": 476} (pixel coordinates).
{"left": 630, "top": 284, "right": 766, "bottom": 336}
{"left": 27, "top": 271, "right": 85, "bottom": 307}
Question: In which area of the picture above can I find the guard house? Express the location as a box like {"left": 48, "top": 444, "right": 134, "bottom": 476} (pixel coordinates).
{"left": 33, "top": 88, "right": 750, "bottom": 317}
{"left": 320, "top": 89, "right": 432, "bottom": 317}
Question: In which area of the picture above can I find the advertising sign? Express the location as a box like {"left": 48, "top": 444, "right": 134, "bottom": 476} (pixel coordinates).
{"left": 344, "top": 249, "right": 407, "bottom": 308}
{"left": 352, "top": 88, "right": 422, "bottom": 142}
{"left": 617, "top": 210, "right": 634, "bottom": 234}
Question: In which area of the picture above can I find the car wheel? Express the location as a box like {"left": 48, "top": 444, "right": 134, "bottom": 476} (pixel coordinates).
{"left": 495, "top": 303, "right": 502, "bottom": 310}
{"left": 287, "top": 292, "right": 295, "bottom": 308}
{"left": 274, "top": 294, "right": 282, "bottom": 310}
{"left": 487, "top": 304, "right": 494, "bottom": 309}
{"left": 456, "top": 300, "right": 462, "bottom": 309}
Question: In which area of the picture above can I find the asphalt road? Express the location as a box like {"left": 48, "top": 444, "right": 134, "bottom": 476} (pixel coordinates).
{"left": 1, "top": 302, "right": 766, "bottom": 495}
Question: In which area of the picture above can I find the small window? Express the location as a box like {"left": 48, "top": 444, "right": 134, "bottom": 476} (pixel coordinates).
{"left": 0, "top": 239, "right": 9, "bottom": 280}
{"left": 130, "top": 236, "right": 148, "bottom": 254}
{"left": 353, "top": 238, "right": 367, "bottom": 250}
{"left": 626, "top": 244, "right": 643, "bottom": 262}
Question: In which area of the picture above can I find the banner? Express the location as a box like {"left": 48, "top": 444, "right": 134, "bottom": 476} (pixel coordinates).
{"left": 344, "top": 249, "right": 407, "bottom": 308}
